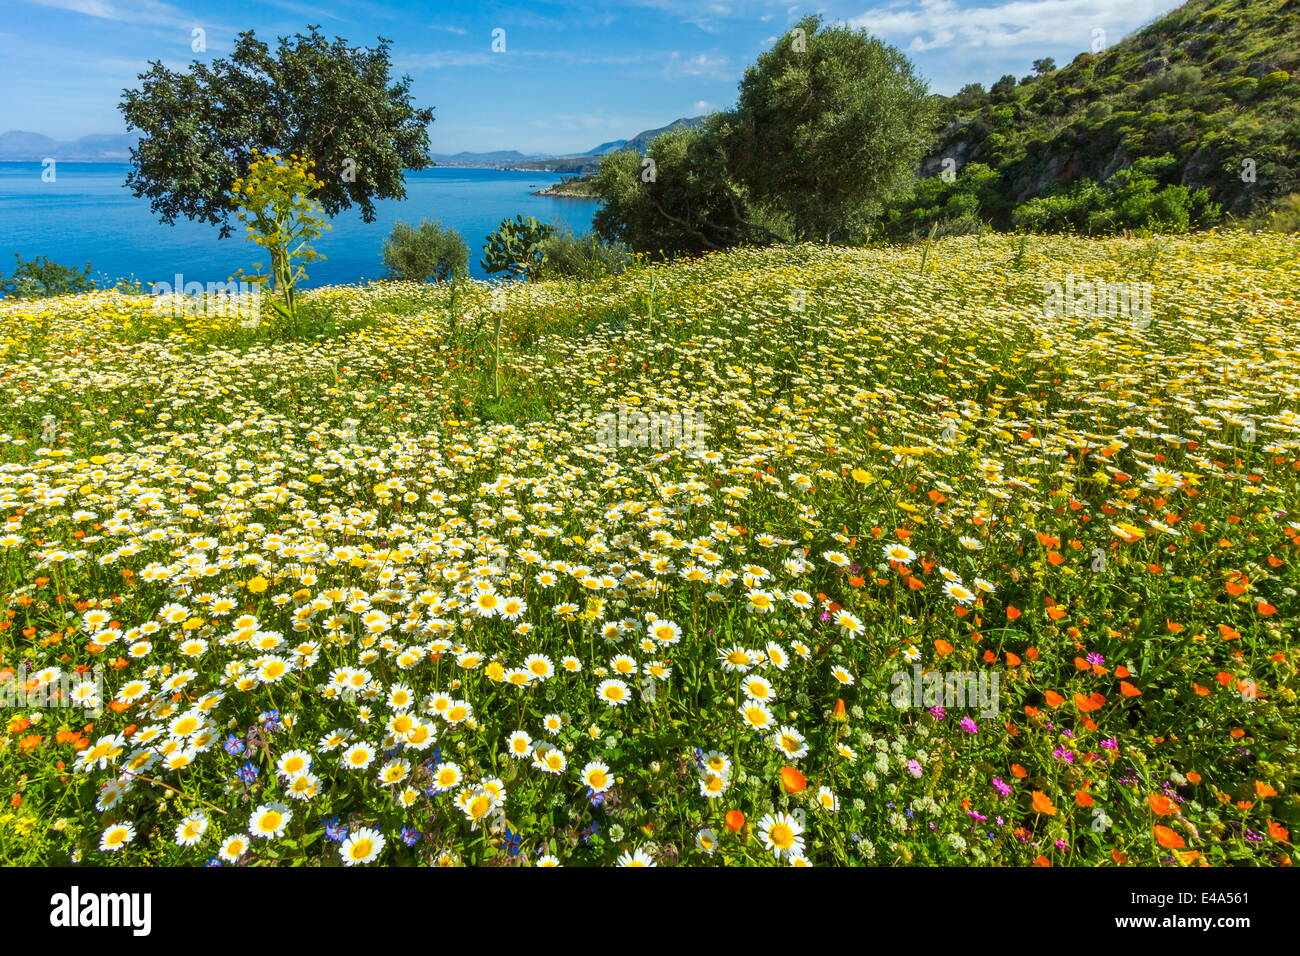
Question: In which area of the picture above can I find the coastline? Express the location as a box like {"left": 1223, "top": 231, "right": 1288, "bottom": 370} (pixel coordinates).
{"left": 531, "top": 186, "right": 601, "bottom": 199}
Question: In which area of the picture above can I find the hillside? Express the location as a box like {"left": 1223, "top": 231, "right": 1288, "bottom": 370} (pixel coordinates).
{"left": 0, "top": 131, "right": 137, "bottom": 161}
{"left": 913, "top": 0, "right": 1300, "bottom": 222}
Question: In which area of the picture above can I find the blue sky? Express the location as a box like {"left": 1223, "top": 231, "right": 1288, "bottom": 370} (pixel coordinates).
{"left": 1, "top": 0, "right": 1185, "bottom": 155}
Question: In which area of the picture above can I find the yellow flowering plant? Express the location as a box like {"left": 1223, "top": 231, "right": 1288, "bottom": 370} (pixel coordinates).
{"left": 231, "top": 150, "right": 330, "bottom": 330}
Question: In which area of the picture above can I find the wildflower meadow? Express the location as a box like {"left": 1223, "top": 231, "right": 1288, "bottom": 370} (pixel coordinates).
{"left": 0, "top": 229, "right": 1296, "bottom": 868}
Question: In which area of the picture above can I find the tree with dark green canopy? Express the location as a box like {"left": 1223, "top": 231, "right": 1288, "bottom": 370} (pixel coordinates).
{"left": 724, "top": 14, "right": 937, "bottom": 244}
{"left": 592, "top": 118, "right": 774, "bottom": 256}
{"left": 120, "top": 26, "right": 435, "bottom": 238}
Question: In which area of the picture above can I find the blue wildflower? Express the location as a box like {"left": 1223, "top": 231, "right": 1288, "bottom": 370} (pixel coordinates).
{"left": 323, "top": 816, "right": 348, "bottom": 842}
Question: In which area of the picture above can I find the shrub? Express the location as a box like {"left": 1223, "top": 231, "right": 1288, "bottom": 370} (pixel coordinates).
{"left": 534, "top": 230, "right": 634, "bottom": 281}
{"left": 1259, "top": 70, "right": 1290, "bottom": 90}
{"left": 1011, "top": 155, "right": 1222, "bottom": 235}
{"left": 1269, "top": 193, "right": 1300, "bottom": 233}
{"left": 1086, "top": 101, "right": 1113, "bottom": 122}
{"left": 1227, "top": 76, "right": 1258, "bottom": 99}
{"left": 0, "top": 255, "right": 95, "bottom": 299}
{"left": 382, "top": 220, "right": 469, "bottom": 282}
{"left": 1139, "top": 65, "right": 1203, "bottom": 100}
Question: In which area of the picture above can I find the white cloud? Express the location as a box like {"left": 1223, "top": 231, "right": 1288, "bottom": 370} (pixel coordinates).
{"left": 24, "top": 0, "right": 248, "bottom": 37}
{"left": 393, "top": 51, "right": 498, "bottom": 69}
{"left": 664, "top": 51, "right": 731, "bottom": 79}
{"left": 25, "top": 0, "right": 199, "bottom": 30}
{"left": 848, "top": 0, "right": 1181, "bottom": 52}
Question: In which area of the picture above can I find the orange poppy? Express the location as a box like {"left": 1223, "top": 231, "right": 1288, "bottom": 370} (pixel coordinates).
{"left": 779, "top": 766, "right": 807, "bottom": 793}
{"left": 1154, "top": 825, "right": 1185, "bottom": 849}
{"left": 1074, "top": 692, "right": 1103, "bottom": 713}
{"left": 724, "top": 810, "right": 745, "bottom": 833}
{"left": 1149, "top": 794, "right": 1179, "bottom": 816}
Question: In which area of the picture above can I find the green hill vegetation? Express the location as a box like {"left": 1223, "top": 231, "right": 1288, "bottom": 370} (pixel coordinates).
{"left": 879, "top": 0, "right": 1300, "bottom": 236}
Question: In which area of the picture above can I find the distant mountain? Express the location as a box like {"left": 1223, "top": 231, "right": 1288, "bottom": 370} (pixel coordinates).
{"left": 511, "top": 116, "right": 709, "bottom": 173}
{"left": 0, "top": 116, "right": 711, "bottom": 170}
{"left": 584, "top": 139, "right": 628, "bottom": 156}
{"left": 0, "top": 131, "right": 137, "bottom": 161}
{"left": 623, "top": 117, "right": 706, "bottom": 153}
{"left": 428, "top": 149, "right": 547, "bottom": 167}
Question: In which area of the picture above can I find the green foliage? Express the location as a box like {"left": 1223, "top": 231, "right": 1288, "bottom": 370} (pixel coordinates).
{"left": 382, "top": 220, "right": 469, "bottom": 283}
{"left": 1011, "top": 155, "right": 1222, "bottom": 235}
{"left": 1267, "top": 193, "right": 1300, "bottom": 233}
{"left": 1139, "top": 65, "right": 1204, "bottom": 100}
{"left": 1258, "top": 70, "right": 1290, "bottom": 92}
{"left": 0, "top": 255, "right": 95, "bottom": 299}
{"left": 725, "top": 14, "right": 938, "bottom": 243}
{"left": 990, "top": 74, "right": 1017, "bottom": 98}
{"left": 592, "top": 122, "right": 770, "bottom": 257}
{"left": 231, "top": 150, "right": 329, "bottom": 327}
{"left": 884, "top": 0, "right": 1300, "bottom": 226}
{"left": 119, "top": 26, "right": 434, "bottom": 238}
{"left": 879, "top": 162, "right": 1000, "bottom": 241}
{"left": 533, "top": 229, "right": 635, "bottom": 281}
{"left": 593, "top": 17, "right": 933, "bottom": 253}
{"left": 481, "top": 215, "right": 555, "bottom": 280}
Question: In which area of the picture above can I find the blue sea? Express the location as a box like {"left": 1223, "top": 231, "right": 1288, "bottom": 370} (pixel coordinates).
{"left": 0, "top": 162, "right": 600, "bottom": 288}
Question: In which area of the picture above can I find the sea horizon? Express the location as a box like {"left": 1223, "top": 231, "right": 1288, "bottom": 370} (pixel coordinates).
{"left": 0, "top": 162, "right": 600, "bottom": 290}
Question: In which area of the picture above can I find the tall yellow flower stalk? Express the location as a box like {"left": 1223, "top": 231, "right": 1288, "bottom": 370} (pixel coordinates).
{"left": 231, "top": 149, "right": 330, "bottom": 330}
